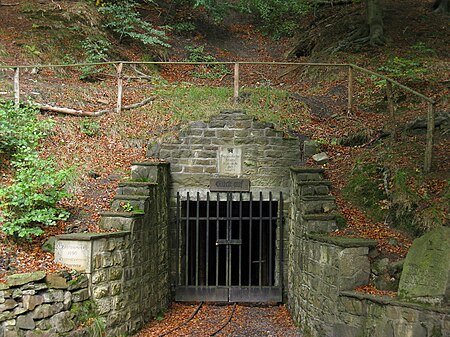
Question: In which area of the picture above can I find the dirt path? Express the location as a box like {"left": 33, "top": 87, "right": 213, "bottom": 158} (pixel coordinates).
{"left": 135, "top": 303, "right": 302, "bottom": 337}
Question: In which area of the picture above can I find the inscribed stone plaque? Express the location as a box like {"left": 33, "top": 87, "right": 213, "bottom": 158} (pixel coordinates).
{"left": 210, "top": 178, "right": 250, "bottom": 192}
{"left": 54, "top": 240, "right": 92, "bottom": 272}
{"left": 218, "top": 147, "right": 242, "bottom": 176}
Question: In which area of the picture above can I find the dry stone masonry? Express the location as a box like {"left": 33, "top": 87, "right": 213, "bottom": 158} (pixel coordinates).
{"left": 0, "top": 272, "right": 91, "bottom": 337}
{"left": 45, "top": 109, "right": 449, "bottom": 337}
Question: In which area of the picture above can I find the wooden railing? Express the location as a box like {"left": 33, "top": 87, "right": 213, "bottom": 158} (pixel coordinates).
{"left": 0, "top": 61, "right": 439, "bottom": 172}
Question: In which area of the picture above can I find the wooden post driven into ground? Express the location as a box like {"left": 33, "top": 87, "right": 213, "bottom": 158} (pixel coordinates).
{"left": 347, "top": 66, "right": 353, "bottom": 115}
{"left": 424, "top": 102, "right": 435, "bottom": 173}
{"left": 234, "top": 63, "right": 240, "bottom": 104}
{"left": 14, "top": 67, "right": 20, "bottom": 107}
{"left": 386, "top": 80, "right": 395, "bottom": 118}
{"left": 117, "top": 63, "right": 124, "bottom": 113}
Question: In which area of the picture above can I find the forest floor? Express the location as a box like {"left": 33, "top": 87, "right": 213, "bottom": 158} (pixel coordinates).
{"left": 0, "top": 0, "right": 448, "bottom": 311}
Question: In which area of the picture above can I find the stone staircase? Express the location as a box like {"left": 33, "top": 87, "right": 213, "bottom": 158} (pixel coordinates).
{"left": 291, "top": 167, "right": 337, "bottom": 235}
{"left": 99, "top": 162, "right": 165, "bottom": 232}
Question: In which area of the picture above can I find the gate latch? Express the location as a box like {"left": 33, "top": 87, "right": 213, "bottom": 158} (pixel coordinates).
{"left": 216, "top": 239, "right": 242, "bottom": 245}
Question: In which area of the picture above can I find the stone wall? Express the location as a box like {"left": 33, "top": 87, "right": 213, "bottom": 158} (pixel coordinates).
{"left": 55, "top": 162, "right": 171, "bottom": 336}
{"left": 153, "top": 110, "right": 304, "bottom": 292}
{"left": 0, "top": 272, "right": 91, "bottom": 337}
{"left": 288, "top": 167, "right": 450, "bottom": 337}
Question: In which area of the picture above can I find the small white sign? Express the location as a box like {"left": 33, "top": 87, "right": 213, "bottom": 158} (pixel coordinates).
{"left": 218, "top": 147, "right": 242, "bottom": 176}
{"left": 54, "top": 240, "right": 92, "bottom": 272}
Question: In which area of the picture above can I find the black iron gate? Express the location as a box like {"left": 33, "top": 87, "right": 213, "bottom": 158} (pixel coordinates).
{"left": 175, "top": 192, "right": 283, "bottom": 302}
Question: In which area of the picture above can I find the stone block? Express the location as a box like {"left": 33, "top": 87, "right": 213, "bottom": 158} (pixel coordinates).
{"left": 71, "top": 289, "right": 89, "bottom": 303}
{"left": 22, "top": 295, "right": 43, "bottom": 311}
{"left": 50, "top": 311, "right": 75, "bottom": 333}
{"left": 398, "top": 226, "right": 450, "bottom": 305}
{"left": 45, "top": 274, "right": 68, "bottom": 290}
{"left": 32, "top": 303, "right": 63, "bottom": 319}
{"left": 0, "top": 299, "right": 17, "bottom": 312}
{"left": 42, "top": 290, "right": 64, "bottom": 303}
{"left": 6, "top": 272, "right": 46, "bottom": 287}
{"left": 93, "top": 286, "right": 109, "bottom": 299}
{"left": 16, "top": 313, "right": 35, "bottom": 330}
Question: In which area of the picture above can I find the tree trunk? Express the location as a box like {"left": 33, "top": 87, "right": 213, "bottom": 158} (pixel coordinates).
{"left": 366, "top": 0, "right": 385, "bottom": 46}
{"left": 434, "top": 0, "right": 450, "bottom": 13}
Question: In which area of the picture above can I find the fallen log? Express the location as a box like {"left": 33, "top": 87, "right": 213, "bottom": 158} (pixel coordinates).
{"left": 37, "top": 97, "right": 155, "bottom": 117}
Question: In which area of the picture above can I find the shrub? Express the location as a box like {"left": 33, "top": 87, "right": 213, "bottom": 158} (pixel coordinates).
{"left": 80, "top": 37, "right": 112, "bottom": 81}
{"left": 98, "top": 1, "right": 169, "bottom": 47}
{"left": 0, "top": 102, "right": 71, "bottom": 240}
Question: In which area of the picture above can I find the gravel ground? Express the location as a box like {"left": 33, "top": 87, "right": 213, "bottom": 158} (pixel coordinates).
{"left": 135, "top": 303, "right": 302, "bottom": 337}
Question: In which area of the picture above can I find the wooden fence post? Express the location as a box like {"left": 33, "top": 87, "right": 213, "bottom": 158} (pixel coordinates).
{"left": 233, "top": 62, "right": 239, "bottom": 104}
{"left": 14, "top": 67, "right": 20, "bottom": 107}
{"left": 116, "top": 63, "right": 123, "bottom": 113}
{"left": 424, "top": 102, "right": 435, "bottom": 173}
{"left": 386, "top": 80, "right": 395, "bottom": 118}
{"left": 347, "top": 65, "right": 353, "bottom": 115}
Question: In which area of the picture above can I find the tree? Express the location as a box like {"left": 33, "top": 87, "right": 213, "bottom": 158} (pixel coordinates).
{"left": 434, "top": 0, "right": 450, "bottom": 13}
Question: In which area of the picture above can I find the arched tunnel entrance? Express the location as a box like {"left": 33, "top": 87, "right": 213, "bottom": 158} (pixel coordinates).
{"left": 175, "top": 192, "right": 283, "bottom": 303}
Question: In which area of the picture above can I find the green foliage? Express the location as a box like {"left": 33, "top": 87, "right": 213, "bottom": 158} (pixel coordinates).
{"left": 344, "top": 162, "right": 449, "bottom": 236}
{"left": 79, "top": 119, "right": 102, "bottom": 137}
{"left": 171, "top": 21, "right": 197, "bottom": 35}
{"left": 0, "top": 102, "right": 71, "bottom": 240}
{"left": 99, "top": 1, "right": 169, "bottom": 47}
{"left": 80, "top": 37, "right": 111, "bottom": 80}
{"left": 0, "top": 101, "right": 52, "bottom": 161}
{"left": 238, "top": 0, "right": 311, "bottom": 38}
{"left": 343, "top": 163, "right": 387, "bottom": 222}
{"left": 377, "top": 56, "right": 429, "bottom": 81}
{"left": 185, "top": 45, "right": 231, "bottom": 79}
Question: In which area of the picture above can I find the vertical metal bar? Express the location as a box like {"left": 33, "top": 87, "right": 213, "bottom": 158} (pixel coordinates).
{"left": 216, "top": 193, "right": 220, "bottom": 286}
{"left": 195, "top": 192, "right": 200, "bottom": 287}
{"left": 226, "top": 193, "right": 230, "bottom": 287}
{"left": 279, "top": 192, "right": 284, "bottom": 289}
{"left": 259, "top": 192, "right": 263, "bottom": 287}
{"left": 176, "top": 192, "right": 180, "bottom": 286}
{"left": 206, "top": 192, "right": 210, "bottom": 286}
{"left": 269, "top": 192, "right": 273, "bottom": 286}
{"left": 249, "top": 192, "right": 253, "bottom": 286}
{"left": 185, "top": 192, "right": 190, "bottom": 286}
{"left": 239, "top": 192, "right": 243, "bottom": 287}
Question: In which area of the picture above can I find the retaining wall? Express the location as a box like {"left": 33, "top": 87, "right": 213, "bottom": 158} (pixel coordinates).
{"left": 0, "top": 272, "right": 91, "bottom": 337}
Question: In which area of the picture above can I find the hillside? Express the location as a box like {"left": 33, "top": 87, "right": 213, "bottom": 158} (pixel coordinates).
{"left": 0, "top": 0, "right": 449, "bottom": 287}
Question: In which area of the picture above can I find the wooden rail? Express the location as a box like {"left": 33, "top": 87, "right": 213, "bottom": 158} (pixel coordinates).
{"left": 0, "top": 61, "right": 437, "bottom": 172}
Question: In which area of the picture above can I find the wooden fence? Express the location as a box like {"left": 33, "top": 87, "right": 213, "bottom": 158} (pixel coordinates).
{"left": 0, "top": 61, "right": 439, "bottom": 173}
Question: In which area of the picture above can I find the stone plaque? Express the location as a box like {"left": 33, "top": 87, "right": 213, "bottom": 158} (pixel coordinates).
{"left": 210, "top": 178, "right": 250, "bottom": 192}
{"left": 54, "top": 240, "right": 92, "bottom": 272}
{"left": 218, "top": 147, "right": 242, "bottom": 176}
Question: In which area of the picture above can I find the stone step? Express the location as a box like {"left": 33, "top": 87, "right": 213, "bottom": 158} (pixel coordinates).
{"left": 290, "top": 166, "right": 325, "bottom": 181}
{"left": 130, "top": 161, "right": 168, "bottom": 182}
{"left": 302, "top": 214, "right": 337, "bottom": 233}
{"left": 296, "top": 180, "right": 332, "bottom": 196}
{"left": 111, "top": 195, "right": 150, "bottom": 214}
{"left": 300, "top": 196, "right": 336, "bottom": 215}
{"left": 99, "top": 212, "right": 144, "bottom": 231}
{"left": 117, "top": 181, "right": 157, "bottom": 196}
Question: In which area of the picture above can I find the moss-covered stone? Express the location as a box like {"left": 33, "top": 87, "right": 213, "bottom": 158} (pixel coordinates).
{"left": 398, "top": 226, "right": 450, "bottom": 305}
{"left": 6, "top": 271, "right": 46, "bottom": 287}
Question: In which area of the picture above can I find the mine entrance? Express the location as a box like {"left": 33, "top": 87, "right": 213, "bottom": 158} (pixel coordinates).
{"left": 175, "top": 192, "right": 283, "bottom": 303}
